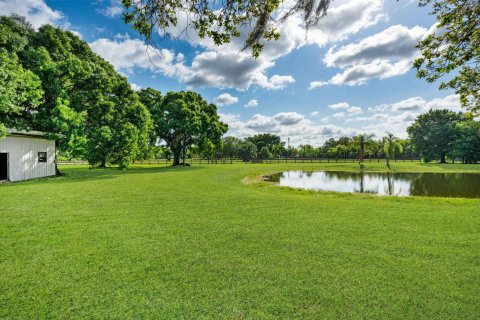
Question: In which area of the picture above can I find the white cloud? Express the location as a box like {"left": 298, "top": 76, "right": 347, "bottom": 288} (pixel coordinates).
{"left": 328, "top": 102, "right": 350, "bottom": 110}
{"left": 309, "top": 81, "right": 329, "bottom": 90}
{"left": 311, "top": 24, "right": 428, "bottom": 87}
{"left": 244, "top": 100, "right": 258, "bottom": 108}
{"left": 273, "top": 112, "right": 304, "bottom": 125}
{"left": 323, "top": 25, "right": 427, "bottom": 68}
{"left": 310, "top": 111, "right": 320, "bottom": 116}
{"left": 89, "top": 38, "right": 186, "bottom": 77}
{"left": 0, "top": 0, "right": 64, "bottom": 28}
{"left": 425, "top": 95, "right": 463, "bottom": 112}
{"left": 184, "top": 51, "right": 295, "bottom": 90}
{"left": 332, "top": 112, "right": 347, "bottom": 118}
{"left": 391, "top": 97, "right": 426, "bottom": 111}
{"left": 89, "top": 38, "right": 295, "bottom": 90}
{"left": 245, "top": 114, "right": 280, "bottom": 132}
{"left": 97, "top": 0, "right": 123, "bottom": 17}
{"left": 268, "top": 75, "right": 296, "bottom": 89}
{"left": 104, "top": 6, "right": 123, "bottom": 17}
{"left": 384, "top": 94, "right": 462, "bottom": 114}
{"left": 130, "top": 83, "right": 141, "bottom": 91}
{"left": 325, "top": 59, "right": 413, "bottom": 86}
{"left": 347, "top": 106, "right": 363, "bottom": 114}
{"left": 327, "top": 103, "right": 363, "bottom": 117}
{"left": 214, "top": 93, "right": 239, "bottom": 106}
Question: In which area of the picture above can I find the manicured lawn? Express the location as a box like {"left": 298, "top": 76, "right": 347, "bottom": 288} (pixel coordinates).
{"left": 1, "top": 162, "right": 479, "bottom": 319}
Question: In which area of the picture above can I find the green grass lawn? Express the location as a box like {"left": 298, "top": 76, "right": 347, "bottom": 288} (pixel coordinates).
{"left": 1, "top": 162, "right": 479, "bottom": 319}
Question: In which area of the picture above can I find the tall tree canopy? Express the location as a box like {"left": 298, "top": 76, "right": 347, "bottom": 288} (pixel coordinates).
{"left": 121, "top": 0, "right": 331, "bottom": 57}
{"left": 0, "top": 15, "right": 153, "bottom": 169}
{"left": 246, "top": 133, "right": 284, "bottom": 153}
{"left": 407, "top": 109, "right": 464, "bottom": 163}
{"left": 414, "top": 0, "right": 479, "bottom": 111}
{"left": 0, "top": 16, "right": 43, "bottom": 139}
{"left": 141, "top": 89, "right": 228, "bottom": 165}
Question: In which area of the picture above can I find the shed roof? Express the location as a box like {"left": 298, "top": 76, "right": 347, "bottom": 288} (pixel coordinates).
{"left": 6, "top": 129, "right": 50, "bottom": 138}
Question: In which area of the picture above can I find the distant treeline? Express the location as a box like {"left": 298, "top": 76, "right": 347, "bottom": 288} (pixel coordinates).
{"left": 211, "top": 109, "right": 480, "bottom": 164}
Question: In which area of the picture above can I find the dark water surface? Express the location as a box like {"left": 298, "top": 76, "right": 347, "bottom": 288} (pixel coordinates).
{"left": 267, "top": 171, "right": 480, "bottom": 198}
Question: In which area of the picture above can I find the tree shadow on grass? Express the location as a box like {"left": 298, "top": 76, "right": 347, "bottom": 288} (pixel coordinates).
{"left": 1, "top": 165, "right": 206, "bottom": 187}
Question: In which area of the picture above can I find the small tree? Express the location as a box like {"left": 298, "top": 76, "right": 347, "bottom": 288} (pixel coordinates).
{"left": 350, "top": 134, "right": 374, "bottom": 164}
{"left": 238, "top": 140, "right": 257, "bottom": 162}
{"left": 221, "top": 136, "right": 242, "bottom": 159}
{"left": 258, "top": 147, "right": 272, "bottom": 160}
{"left": 271, "top": 144, "right": 285, "bottom": 159}
{"left": 366, "top": 139, "right": 383, "bottom": 160}
{"left": 383, "top": 133, "right": 404, "bottom": 169}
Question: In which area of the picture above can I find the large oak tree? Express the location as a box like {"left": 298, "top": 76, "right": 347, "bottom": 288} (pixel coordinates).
{"left": 407, "top": 109, "right": 464, "bottom": 163}
{"left": 140, "top": 89, "right": 228, "bottom": 165}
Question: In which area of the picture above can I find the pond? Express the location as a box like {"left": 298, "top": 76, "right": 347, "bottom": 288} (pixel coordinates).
{"left": 267, "top": 171, "right": 480, "bottom": 198}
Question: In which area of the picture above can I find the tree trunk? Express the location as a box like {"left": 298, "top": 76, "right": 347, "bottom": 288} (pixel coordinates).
{"left": 173, "top": 149, "right": 181, "bottom": 166}
{"left": 55, "top": 161, "right": 62, "bottom": 176}
{"left": 440, "top": 153, "right": 446, "bottom": 163}
{"left": 54, "top": 141, "right": 62, "bottom": 176}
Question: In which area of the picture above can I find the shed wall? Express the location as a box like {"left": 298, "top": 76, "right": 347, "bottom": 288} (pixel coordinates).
{"left": 0, "top": 136, "right": 56, "bottom": 182}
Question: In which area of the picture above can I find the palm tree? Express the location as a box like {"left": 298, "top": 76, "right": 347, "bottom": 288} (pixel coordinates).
{"left": 366, "top": 139, "right": 383, "bottom": 161}
{"left": 351, "top": 134, "right": 374, "bottom": 164}
{"left": 333, "top": 144, "right": 349, "bottom": 161}
{"left": 383, "top": 133, "right": 404, "bottom": 169}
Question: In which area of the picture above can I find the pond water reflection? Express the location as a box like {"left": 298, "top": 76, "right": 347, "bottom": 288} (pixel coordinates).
{"left": 267, "top": 171, "right": 480, "bottom": 198}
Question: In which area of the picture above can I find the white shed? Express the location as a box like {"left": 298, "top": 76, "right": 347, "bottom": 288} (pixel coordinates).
{"left": 0, "top": 130, "right": 56, "bottom": 182}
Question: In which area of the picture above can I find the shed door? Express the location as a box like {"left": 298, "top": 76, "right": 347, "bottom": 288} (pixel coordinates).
{"left": 0, "top": 153, "right": 7, "bottom": 180}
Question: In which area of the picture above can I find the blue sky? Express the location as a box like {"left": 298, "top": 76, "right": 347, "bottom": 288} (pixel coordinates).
{"left": 0, "top": 0, "right": 462, "bottom": 145}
